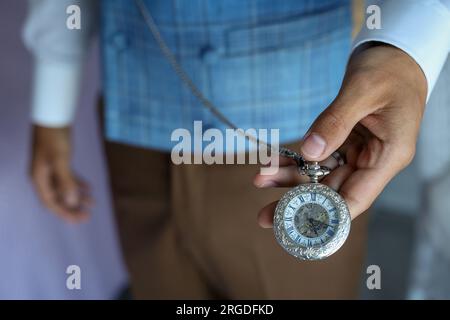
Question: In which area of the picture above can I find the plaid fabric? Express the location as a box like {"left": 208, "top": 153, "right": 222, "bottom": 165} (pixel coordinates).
{"left": 100, "top": 0, "right": 351, "bottom": 151}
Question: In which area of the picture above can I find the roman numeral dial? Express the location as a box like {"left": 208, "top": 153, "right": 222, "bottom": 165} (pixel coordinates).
{"left": 283, "top": 191, "right": 339, "bottom": 247}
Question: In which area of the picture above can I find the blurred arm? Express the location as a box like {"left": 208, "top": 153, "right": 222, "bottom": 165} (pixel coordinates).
{"left": 23, "top": 0, "right": 98, "bottom": 127}
{"left": 353, "top": 0, "right": 450, "bottom": 101}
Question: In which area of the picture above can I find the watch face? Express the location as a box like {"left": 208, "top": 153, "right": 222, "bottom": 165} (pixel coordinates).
{"left": 284, "top": 193, "right": 339, "bottom": 247}
{"left": 274, "top": 183, "right": 351, "bottom": 260}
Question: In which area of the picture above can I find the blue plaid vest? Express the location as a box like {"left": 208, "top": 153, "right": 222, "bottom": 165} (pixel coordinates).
{"left": 100, "top": 0, "right": 351, "bottom": 151}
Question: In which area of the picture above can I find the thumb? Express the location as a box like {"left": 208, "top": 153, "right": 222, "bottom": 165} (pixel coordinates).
{"left": 300, "top": 98, "right": 366, "bottom": 161}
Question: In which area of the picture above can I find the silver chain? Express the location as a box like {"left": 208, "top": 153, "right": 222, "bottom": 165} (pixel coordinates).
{"left": 134, "top": 0, "right": 307, "bottom": 168}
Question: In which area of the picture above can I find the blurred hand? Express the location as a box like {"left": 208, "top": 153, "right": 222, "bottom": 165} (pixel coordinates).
{"left": 30, "top": 125, "right": 91, "bottom": 223}
{"left": 255, "top": 43, "right": 427, "bottom": 227}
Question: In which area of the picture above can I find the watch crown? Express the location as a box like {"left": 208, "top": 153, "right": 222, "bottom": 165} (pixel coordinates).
{"left": 299, "top": 161, "right": 330, "bottom": 183}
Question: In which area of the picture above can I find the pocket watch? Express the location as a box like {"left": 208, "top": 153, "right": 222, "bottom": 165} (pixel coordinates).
{"left": 273, "top": 161, "right": 351, "bottom": 260}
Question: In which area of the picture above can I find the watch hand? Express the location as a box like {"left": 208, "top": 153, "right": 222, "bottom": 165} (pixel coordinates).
{"left": 305, "top": 209, "right": 311, "bottom": 220}
{"left": 308, "top": 221, "right": 319, "bottom": 237}
{"left": 309, "top": 218, "right": 332, "bottom": 229}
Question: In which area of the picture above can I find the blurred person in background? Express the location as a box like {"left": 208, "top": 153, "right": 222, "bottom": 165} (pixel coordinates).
{"left": 408, "top": 56, "right": 450, "bottom": 299}
{"left": 23, "top": 0, "right": 450, "bottom": 299}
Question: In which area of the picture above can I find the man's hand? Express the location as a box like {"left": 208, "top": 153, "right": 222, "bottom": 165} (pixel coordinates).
{"left": 255, "top": 43, "right": 427, "bottom": 227}
{"left": 30, "top": 125, "right": 92, "bottom": 223}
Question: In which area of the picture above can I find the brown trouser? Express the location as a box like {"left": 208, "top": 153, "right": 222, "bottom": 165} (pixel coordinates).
{"left": 104, "top": 140, "right": 368, "bottom": 299}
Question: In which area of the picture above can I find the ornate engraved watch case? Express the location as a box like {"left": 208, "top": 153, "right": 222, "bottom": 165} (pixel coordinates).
{"left": 273, "top": 162, "right": 351, "bottom": 260}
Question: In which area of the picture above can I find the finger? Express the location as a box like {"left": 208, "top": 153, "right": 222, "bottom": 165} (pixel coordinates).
{"left": 32, "top": 164, "right": 88, "bottom": 223}
{"left": 254, "top": 165, "right": 309, "bottom": 188}
{"left": 337, "top": 134, "right": 413, "bottom": 219}
{"left": 260, "top": 154, "right": 298, "bottom": 170}
{"left": 339, "top": 167, "right": 390, "bottom": 219}
{"left": 257, "top": 200, "right": 278, "bottom": 228}
{"left": 76, "top": 177, "right": 94, "bottom": 206}
{"left": 54, "top": 176, "right": 90, "bottom": 222}
{"left": 53, "top": 163, "right": 91, "bottom": 221}
{"left": 321, "top": 164, "right": 355, "bottom": 191}
{"left": 76, "top": 177, "right": 91, "bottom": 193}
{"left": 43, "top": 160, "right": 90, "bottom": 220}
{"left": 53, "top": 162, "right": 83, "bottom": 209}
{"left": 300, "top": 97, "right": 370, "bottom": 162}
{"left": 48, "top": 201, "right": 89, "bottom": 223}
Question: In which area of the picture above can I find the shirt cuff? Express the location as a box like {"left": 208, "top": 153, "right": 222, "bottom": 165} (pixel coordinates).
{"left": 31, "top": 59, "right": 83, "bottom": 127}
{"left": 352, "top": 0, "right": 450, "bottom": 101}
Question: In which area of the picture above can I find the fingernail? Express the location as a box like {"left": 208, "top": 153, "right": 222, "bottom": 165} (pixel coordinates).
{"left": 260, "top": 222, "right": 273, "bottom": 229}
{"left": 300, "top": 133, "right": 326, "bottom": 159}
{"left": 64, "top": 190, "right": 80, "bottom": 208}
{"left": 259, "top": 180, "right": 277, "bottom": 188}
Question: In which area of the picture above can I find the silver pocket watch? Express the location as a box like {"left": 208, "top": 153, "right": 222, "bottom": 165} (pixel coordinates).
{"left": 273, "top": 160, "right": 351, "bottom": 260}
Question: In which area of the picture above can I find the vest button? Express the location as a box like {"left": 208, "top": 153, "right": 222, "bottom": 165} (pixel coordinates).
{"left": 111, "top": 32, "right": 129, "bottom": 51}
{"left": 199, "top": 44, "right": 220, "bottom": 64}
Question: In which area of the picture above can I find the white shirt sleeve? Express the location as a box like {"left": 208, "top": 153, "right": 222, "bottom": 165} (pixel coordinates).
{"left": 23, "top": 0, "right": 98, "bottom": 127}
{"left": 353, "top": 0, "right": 450, "bottom": 101}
